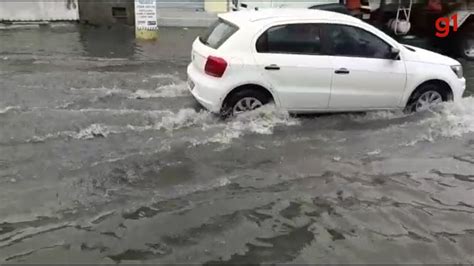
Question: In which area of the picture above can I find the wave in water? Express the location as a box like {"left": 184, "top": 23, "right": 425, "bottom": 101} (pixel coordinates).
{"left": 0, "top": 106, "right": 23, "bottom": 115}
{"left": 69, "top": 74, "right": 187, "bottom": 100}
{"left": 69, "top": 87, "right": 129, "bottom": 96}
{"left": 23, "top": 97, "right": 474, "bottom": 146}
{"left": 149, "top": 73, "right": 181, "bottom": 80}
{"left": 53, "top": 107, "right": 171, "bottom": 116}
{"left": 130, "top": 82, "right": 189, "bottom": 99}
{"left": 350, "top": 109, "right": 408, "bottom": 122}
{"left": 29, "top": 124, "right": 120, "bottom": 143}
{"left": 25, "top": 106, "right": 299, "bottom": 145}
{"left": 209, "top": 105, "right": 300, "bottom": 144}
{"left": 399, "top": 97, "right": 474, "bottom": 145}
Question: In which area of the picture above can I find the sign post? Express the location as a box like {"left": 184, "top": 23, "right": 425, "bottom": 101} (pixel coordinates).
{"left": 135, "top": 0, "right": 158, "bottom": 40}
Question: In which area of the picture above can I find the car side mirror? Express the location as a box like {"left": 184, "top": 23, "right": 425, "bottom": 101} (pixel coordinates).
{"left": 390, "top": 47, "right": 400, "bottom": 59}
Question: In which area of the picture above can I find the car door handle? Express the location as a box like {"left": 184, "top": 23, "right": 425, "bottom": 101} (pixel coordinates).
{"left": 335, "top": 68, "right": 350, "bottom": 74}
{"left": 264, "top": 64, "right": 280, "bottom": 70}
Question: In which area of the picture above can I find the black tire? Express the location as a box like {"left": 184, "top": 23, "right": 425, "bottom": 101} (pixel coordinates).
{"left": 405, "top": 83, "right": 450, "bottom": 113}
{"left": 221, "top": 89, "right": 271, "bottom": 117}
{"left": 459, "top": 32, "right": 474, "bottom": 60}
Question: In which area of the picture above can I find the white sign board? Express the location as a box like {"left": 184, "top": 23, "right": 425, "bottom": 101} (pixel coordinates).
{"left": 135, "top": 0, "right": 158, "bottom": 30}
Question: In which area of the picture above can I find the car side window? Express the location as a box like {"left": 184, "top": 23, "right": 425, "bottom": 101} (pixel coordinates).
{"left": 256, "top": 24, "right": 322, "bottom": 55}
{"left": 325, "top": 24, "right": 392, "bottom": 59}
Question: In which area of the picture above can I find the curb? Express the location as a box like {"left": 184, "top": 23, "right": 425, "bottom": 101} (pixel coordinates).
{"left": 0, "top": 21, "right": 78, "bottom": 30}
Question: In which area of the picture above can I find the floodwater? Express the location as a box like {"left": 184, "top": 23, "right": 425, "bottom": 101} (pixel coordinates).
{"left": 0, "top": 25, "right": 473, "bottom": 264}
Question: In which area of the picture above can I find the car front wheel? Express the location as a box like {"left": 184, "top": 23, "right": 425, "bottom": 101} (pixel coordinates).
{"left": 414, "top": 90, "right": 443, "bottom": 112}
{"left": 406, "top": 84, "right": 449, "bottom": 112}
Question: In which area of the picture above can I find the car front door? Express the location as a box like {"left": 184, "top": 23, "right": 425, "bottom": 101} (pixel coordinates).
{"left": 324, "top": 24, "right": 407, "bottom": 110}
{"left": 252, "top": 23, "right": 333, "bottom": 111}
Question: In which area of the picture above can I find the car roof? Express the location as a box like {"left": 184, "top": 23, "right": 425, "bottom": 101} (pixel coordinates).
{"left": 219, "top": 8, "right": 360, "bottom": 26}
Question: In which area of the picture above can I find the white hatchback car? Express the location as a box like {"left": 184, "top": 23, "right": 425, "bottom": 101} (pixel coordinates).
{"left": 187, "top": 9, "right": 466, "bottom": 116}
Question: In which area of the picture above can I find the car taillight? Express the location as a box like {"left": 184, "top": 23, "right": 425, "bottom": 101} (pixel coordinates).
{"left": 204, "top": 56, "right": 227, "bottom": 78}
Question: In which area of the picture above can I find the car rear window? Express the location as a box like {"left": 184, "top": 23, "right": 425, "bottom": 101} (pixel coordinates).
{"left": 199, "top": 18, "right": 238, "bottom": 49}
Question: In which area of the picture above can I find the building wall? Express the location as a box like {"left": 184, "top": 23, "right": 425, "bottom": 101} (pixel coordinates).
{"left": 204, "top": 0, "right": 228, "bottom": 12}
{"left": 156, "top": 0, "right": 205, "bottom": 10}
{"left": 0, "top": 0, "right": 79, "bottom": 21}
{"left": 78, "top": 0, "right": 222, "bottom": 27}
{"left": 78, "top": 0, "right": 135, "bottom": 26}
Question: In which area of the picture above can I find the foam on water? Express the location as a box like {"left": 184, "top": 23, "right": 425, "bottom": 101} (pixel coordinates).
{"left": 63, "top": 108, "right": 171, "bottom": 116}
{"left": 336, "top": 97, "right": 474, "bottom": 147}
{"left": 27, "top": 94, "right": 474, "bottom": 147}
{"left": 427, "top": 97, "right": 474, "bottom": 136}
{"left": 350, "top": 109, "right": 408, "bottom": 121}
{"left": 131, "top": 82, "right": 189, "bottom": 99}
{"left": 149, "top": 73, "right": 181, "bottom": 80}
{"left": 367, "top": 149, "right": 382, "bottom": 156}
{"left": 25, "top": 109, "right": 206, "bottom": 143}
{"left": 208, "top": 105, "right": 300, "bottom": 144}
{"left": 21, "top": 96, "right": 474, "bottom": 148}
{"left": 154, "top": 108, "right": 216, "bottom": 132}
{"left": 0, "top": 106, "right": 23, "bottom": 114}
{"left": 30, "top": 105, "right": 296, "bottom": 144}
{"left": 22, "top": 105, "right": 297, "bottom": 146}
{"left": 29, "top": 124, "right": 120, "bottom": 143}
{"left": 69, "top": 77, "right": 188, "bottom": 100}
{"left": 69, "top": 87, "right": 129, "bottom": 96}
{"left": 399, "top": 97, "right": 474, "bottom": 145}
{"left": 71, "top": 124, "right": 116, "bottom": 139}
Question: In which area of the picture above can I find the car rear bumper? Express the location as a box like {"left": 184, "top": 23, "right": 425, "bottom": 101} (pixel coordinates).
{"left": 187, "top": 63, "right": 225, "bottom": 113}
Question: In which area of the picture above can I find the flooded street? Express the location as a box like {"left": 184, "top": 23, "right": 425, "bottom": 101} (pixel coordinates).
{"left": 0, "top": 25, "right": 473, "bottom": 264}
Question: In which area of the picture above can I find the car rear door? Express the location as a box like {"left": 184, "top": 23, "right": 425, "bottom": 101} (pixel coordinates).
{"left": 323, "top": 24, "right": 407, "bottom": 110}
{"left": 252, "top": 23, "right": 333, "bottom": 111}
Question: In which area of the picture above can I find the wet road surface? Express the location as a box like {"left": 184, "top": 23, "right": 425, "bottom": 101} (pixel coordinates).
{"left": 0, "top": 25, "right": 474, "bottom": 264}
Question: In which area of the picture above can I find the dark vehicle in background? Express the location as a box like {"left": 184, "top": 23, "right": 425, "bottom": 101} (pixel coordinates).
{"left": 309, "top": 3, "right": 351, "bottom": 14}
{"left": 233, "top": 0, "right": 474, "bottom": 60}
{"left": 359, "top": 0, "right": 473, "bottom": 60}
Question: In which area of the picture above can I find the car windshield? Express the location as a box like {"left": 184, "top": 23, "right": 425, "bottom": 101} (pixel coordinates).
{"left": 199, "top": 18, "right": 238, "bottom": 49}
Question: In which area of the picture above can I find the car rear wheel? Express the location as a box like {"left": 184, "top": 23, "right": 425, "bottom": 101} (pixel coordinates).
{"left": 406, "top": 84, "right": 449, "bottom": 112}
{"left": 222, "top": 89, "right": 271, "bottom": 117}
{"left": 233, "top": 97, "right": 263, "bottom": 114}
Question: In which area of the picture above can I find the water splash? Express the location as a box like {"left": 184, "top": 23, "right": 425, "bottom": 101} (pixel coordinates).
{"left": 427, "top": 97, "right": 474, "bottom": 137}
{"left": 350, "top": 110, "right": 408, "bottom": 122}
{"left": 400, "top": 97, "right": 474, "bottom": 145}
{"left": 149, "top": 73, "right": 181, "bottom": 80}
{"left": 209, "top": 105, "right": 300, "bottom": 144}
{"left": 69, "top": 87, "right": 128, "bottom": 96}
{"left": 25, "top": 106, "right": 300, "bottom": 145}
{"left": 71, "top": 124, "right": 115, "bottom": 139}
{"left": 154, "top": 108, "right": 216, "bottom": 132}
{"left": 29, "top": 124, "right": 119, "bottom": 143}
{"left": 0, "top": 106, "right": 23, "bottom": 115}
{"left": 130, "top": 82, "right": 189, "bottom": 99}
{"left": 21, "top": 97, "right": 474, "bottom": 148}
{"left": 367, "top": 149, "right": 382, "bottom": 156}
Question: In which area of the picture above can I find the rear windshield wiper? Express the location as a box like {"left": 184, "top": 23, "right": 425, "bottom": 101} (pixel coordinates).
{"left": 199, "top": 36, "right": 209, "bottom": 45}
